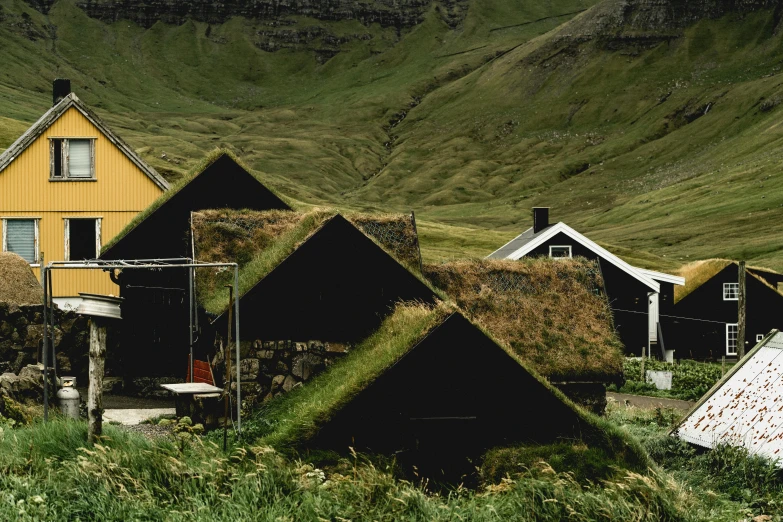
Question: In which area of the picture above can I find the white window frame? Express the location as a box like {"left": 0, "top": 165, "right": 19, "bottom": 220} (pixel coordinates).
{"left": 63, "top": 217, "right": 101, "bottom": 261}
{"left": 49, "top": 137, "right": 97, "bottom": 180}
{"left": 1, "top": 218, "right": 40, "bottom": 266}
{"left": 723, "top": 282, "right": 739, "bottom": 301}
{"left": 726, "top": 323, "right": 738, "bottom": 356}
{"left": 549, "top": 245, "right": 572, "bottom": 259}
{"left": 757, "top": 334, "right": 764, "bottom": 343}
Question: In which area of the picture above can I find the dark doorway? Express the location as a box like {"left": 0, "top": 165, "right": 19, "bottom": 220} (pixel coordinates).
{"left": 68, "top": 219, "right": 97, "bottom": 260}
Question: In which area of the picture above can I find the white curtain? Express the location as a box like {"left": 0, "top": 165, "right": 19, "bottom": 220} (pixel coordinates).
{"left": 68, "top": 140, "right": 92, "bottom": 178}
{"left": 6, "top": 220, "right": 35, "bottom": 263}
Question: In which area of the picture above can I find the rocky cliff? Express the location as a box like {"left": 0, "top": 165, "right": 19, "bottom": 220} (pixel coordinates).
{"left": 25, "top": 0, "right": 467, "bottom": 29}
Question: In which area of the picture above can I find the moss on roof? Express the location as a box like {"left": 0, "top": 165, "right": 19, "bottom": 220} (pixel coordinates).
{"left": 424, "top": 258, "right": 623, "bottom": 383}
{"left": 194, "top": 208, "right": 440, "bottom": 316}
{"left": 256, "top": 302, "right": 445, "bottom": 449}
{"left": 100, "top": 148, "right": 292, "bottom": 255}
{"left": 248, "top": 302, "right": 650, "bottom": 473}
{"left": 197, "top": 208, "right": 334, "bottom": 314}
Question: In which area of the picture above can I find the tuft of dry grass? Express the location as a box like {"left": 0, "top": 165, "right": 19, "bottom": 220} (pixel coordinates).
{"left": 425, "top": 258, "right": 623, "bottom": 383}
{"left": 0, "top": 252, "right": 43, "bottom": 305}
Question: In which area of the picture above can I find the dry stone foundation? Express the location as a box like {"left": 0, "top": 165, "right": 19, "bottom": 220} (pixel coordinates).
{"left": 0, "top": 302, "right": 89, "bottom": 379}
{"left": 214, "top": 338, "right": 348, "bottom": 413}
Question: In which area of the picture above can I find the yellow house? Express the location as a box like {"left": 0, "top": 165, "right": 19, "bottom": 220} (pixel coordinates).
{"left": 0, "top": 82, "right": 168, "bottom": 307}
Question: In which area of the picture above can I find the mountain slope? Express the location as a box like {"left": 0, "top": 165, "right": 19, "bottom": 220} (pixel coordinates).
{"left": 2, "top": 0, "right": 783, "bottom": 269}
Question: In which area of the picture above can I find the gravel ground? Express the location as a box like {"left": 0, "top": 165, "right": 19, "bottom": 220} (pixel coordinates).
{"left": 117, "top": 423, "right": 175, "bottom": 439}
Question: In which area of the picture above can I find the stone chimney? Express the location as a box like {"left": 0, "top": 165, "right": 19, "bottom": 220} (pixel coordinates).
{"left": 53, "top": 79, "right": 71, "bottom": 106}
{"left": 533, "top": 207, "right": 549, "bottom": 233}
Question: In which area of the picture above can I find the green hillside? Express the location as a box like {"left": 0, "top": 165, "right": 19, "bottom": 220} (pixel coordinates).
{"left": 1, "top": 0, "right": 782, "bottom": 270}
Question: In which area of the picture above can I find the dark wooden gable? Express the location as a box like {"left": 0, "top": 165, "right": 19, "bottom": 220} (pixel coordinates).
{"left": 669, "top": 263, "right": 783, "bottom": 360}
{"left": 312, "top": 312, "right": 586, "bottom": 480}
{"left": 101, "top": 153, "right": 290, "bottom": 260}
{"left": 214, "top": 214, "right": 438, "bottom": 342}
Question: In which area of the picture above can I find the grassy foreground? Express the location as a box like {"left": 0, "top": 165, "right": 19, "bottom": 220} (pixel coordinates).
{"left": 0, "top": 418, "right": 694, "bottom": 521}
{"left": 2, "top": 406, "right": 783, "bottom": 521}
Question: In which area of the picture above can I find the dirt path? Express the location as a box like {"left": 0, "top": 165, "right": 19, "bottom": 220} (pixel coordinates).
{"left": 607, "top": 392, "right": 694, "bottom": 412}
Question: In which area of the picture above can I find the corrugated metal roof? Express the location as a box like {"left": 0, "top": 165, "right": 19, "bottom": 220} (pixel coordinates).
{"left": 675, "top": 331, "right": 783, "bottom": 464}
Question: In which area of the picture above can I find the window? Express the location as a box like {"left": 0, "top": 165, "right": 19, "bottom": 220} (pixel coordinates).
{"left": 757, "top": 334, "right": 764, "bottom": 343}
{"left": 727, "top": 323, "right": 738, "bottom": 356}
{"left": 64, "top": 218, "right": 100, "bottom": 261}
{"left": 50, "top": 138, "right": 95, "bottom": 179}
{"left": 2, "top": 219, "right": 39, "bottom": 264}
{"left": 549, "top": 245, "right": 572, "bottom": 259}
{"left": 723, "top": 282, "right": 739, "bottom": 301}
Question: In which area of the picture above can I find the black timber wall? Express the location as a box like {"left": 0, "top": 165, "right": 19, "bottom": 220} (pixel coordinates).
{"left": 668, "top": 265, "right": 783, "bottom": 360}
{"left": 213, "top": 215, "right": 438, "bottom": 342}
{"left": 311, "top": 313, "right": 587, "bottom": 483}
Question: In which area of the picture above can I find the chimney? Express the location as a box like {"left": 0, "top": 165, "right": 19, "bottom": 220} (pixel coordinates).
{"left": 53, "top": 79, "right": 71, "bottom": 106}
{"left": 532, "top": 207, "right": 549, "bottom": 233}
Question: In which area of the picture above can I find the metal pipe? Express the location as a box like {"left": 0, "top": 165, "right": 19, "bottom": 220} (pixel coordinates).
{"left": 42, "top": 266, "right": 48, "bottom": 422}
{"left": 234, "top": 265, "right": 241, "bottom": 436}
{"left": 188, "top": 265, "right": 194, "bottom": 383}
{"left": 49, "top": 270, "right": 56, "bottom": 379}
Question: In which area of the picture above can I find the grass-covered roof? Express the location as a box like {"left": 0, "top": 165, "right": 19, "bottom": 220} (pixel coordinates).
{"left": 424, "top": 258, "right": 623, "bottom": 383}
{"left": 194, "top": 208, "right": 435, "bottom": 315}
{"left": 101, "top": 149, "right": 291, "bottom": 257}
{"left": 246, "top": 302, "right": 649, "bottom": 473}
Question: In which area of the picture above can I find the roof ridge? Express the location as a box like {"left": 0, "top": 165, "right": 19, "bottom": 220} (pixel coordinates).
{"left": 0, "top": 93, "right": 167, "bottom": 190}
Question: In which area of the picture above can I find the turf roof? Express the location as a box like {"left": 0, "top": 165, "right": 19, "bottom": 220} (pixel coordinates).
{"left": 100, "top": 148, "right": 292, "bottom": 256}
{"left": 250, "top": 302, "right": 650, "bottom": 472}
{"left": 195, "top": 208, "right": 440, "bottom": 316}
{"left": 425, "top": 258, "right": 623, "bottom": 383}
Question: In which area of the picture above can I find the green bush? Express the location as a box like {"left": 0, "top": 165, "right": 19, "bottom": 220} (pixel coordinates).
{"left": 617, "top": 359, "right": 727, "bottom": 401}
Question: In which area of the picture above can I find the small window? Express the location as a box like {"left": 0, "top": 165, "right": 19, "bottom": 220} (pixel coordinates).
{"left": 2, "top": 219, "right": 39, "bottom": 264}
{"left": 65, "top": 218, "right": 100, "bottom": 261}
{"left": 50, "top": 138, "right": 95, "bottom": 180}
{"left": 757, "top": 334, "right": 764, "bottom": 343}
{"left": 727, "top": 323, "right": 738, "bottom": 356}
{"left": 549, "top": 245, "right": 572, "bottom": 259}
{"left": 723, "top": 282, "right": 739, "bottom": 301}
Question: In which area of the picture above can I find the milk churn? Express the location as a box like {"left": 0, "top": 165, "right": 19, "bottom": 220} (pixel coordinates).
{"left": 57, "top": 376, "right": 81, "bottom": 419}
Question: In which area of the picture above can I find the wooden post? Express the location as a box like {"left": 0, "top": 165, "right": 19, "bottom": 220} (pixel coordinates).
{"left": 640, "top": 345, "right": 646, "bottom": 382}
{"left": 88, "top": 318, "right": 107, "bottom": 443}
{"left": 738, "top": 261, "right": 747, "bottom": 359}
{"left": 223, "top": 285, "right": 233, "bottom": 452}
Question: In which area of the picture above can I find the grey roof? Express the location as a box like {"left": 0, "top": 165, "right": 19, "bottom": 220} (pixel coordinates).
{"left": 0, "top": 93, "right": 168, "bottom": 191}
{"left": 486, "top": 225, "right": 553, "bottom": 259}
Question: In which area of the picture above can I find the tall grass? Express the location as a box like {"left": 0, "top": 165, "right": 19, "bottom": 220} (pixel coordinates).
{"left": 0, "top": 418, "right": 696, "bottom": 521}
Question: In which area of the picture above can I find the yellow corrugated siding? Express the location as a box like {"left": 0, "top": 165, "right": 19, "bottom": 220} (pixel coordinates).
{"left": 0, "top": 107, "right": 164, "bottom": 296}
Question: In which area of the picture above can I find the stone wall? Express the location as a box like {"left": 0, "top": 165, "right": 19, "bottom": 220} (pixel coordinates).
{"left": 0, "top": 302, "right": 90, "bottom": 379}
{"left": 214, "top": 338, "right": 348, "bottom": 413}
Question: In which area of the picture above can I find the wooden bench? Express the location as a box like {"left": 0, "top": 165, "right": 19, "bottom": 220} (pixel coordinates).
{"left": 160, "top": 382, "right": 223, "bottom": 420}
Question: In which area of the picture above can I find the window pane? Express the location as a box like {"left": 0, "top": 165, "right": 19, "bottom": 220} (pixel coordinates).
{"left": 6, "top": 220, "right": 35, "bottom": 263}
{"left": 68, "top": 219, "right": 97, "bottom": 260}
{"left": 52, "top": 139, "right": 63, "bottom": 177}
{"left": 550, "top": 246, "right": 570, "bottom": 258}
{"left": 724, "top": 283, "right": 738, "bottom": 300}
{"left": 68, "top": 140, "right": 91, "bottom": 178}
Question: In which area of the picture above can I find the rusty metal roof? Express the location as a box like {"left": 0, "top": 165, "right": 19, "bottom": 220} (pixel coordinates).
{"left": 674, "top": 330, "right": 783, "bottom": 464}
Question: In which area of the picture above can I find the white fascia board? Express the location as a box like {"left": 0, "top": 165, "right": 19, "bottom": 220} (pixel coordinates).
{"left": 506, "top": 222, "right": 660, "bottom": 292}
{"left": 637, "top": 268, "right": 685, "bottom": 286}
